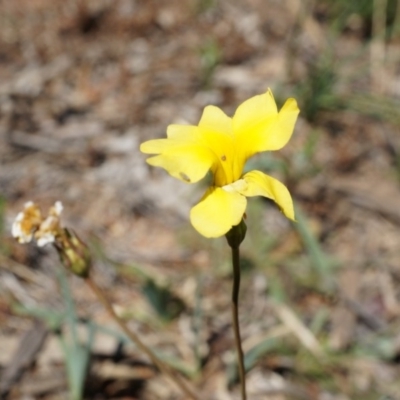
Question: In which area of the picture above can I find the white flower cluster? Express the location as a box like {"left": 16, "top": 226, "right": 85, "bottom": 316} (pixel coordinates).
{"left": 12, "top": 201, "right": 63, "bottom": 247}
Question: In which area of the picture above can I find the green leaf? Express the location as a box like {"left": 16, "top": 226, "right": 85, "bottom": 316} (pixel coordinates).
{"left": 142, "top": 278, "right": 185, "bottom": 321}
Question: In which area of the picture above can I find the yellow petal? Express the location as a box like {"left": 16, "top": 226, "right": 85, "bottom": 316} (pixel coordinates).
{"left": 197, "top": 106, "right": 240, "bottom": 185}
{"left": 190, "top": 187, "right": 247, "bottom": 237}
{"left": 141, "top": 124, "right": 218, "bottom": 183}
{"left": 144, "top": 111, "right": 238, "bottom": 185}
{"left": 140, "top": 138, "right": 181, "bottom": 154}
{"left": 234, "top": 89, "right": 277, "bottom": 129}
{"left": 233, "top": 89, "right": 299, "bottom": 160}
{"left": 141, "top": 125, "right": 201, "bottom": 154}
{"left": 268, "top": 97, "right": 299, "bottom": 150}
{"left": 146, "top": 143, "right": 216, "bottom": 183}
{"left": 240, "top": 170, "right": 295, "bottom": 220}
{"left": 198, "top": 105, "right": 234, "bottom": 136}
{"left": 166, "top": 124, "right": 200, "bottom": 140}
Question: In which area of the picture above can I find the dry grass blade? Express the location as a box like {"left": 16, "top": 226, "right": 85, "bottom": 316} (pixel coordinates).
{"left": 371, "top": 0, "right": 387, "bottom": 93}
{"left": 272, "top": 302, "right": 325, "bottom": 359}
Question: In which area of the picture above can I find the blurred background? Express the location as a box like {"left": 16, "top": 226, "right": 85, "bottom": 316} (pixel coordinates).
{"left": 1, "top": 0, "right": 400, "bottom": 399}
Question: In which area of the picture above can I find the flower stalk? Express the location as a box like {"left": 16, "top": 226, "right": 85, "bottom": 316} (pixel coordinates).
{"left": 231, "top": 245, "right": 246, "bottom": 400}
{"left": 226, "top": 221, "right": 247, "bottom": 400}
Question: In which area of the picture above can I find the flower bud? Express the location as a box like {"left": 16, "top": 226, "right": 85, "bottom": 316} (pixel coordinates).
{"left": 55, "top": 229, "right": 91, "bottom": 278}
{"left": 225, "top": 219, "right": 247, "bottom": 248}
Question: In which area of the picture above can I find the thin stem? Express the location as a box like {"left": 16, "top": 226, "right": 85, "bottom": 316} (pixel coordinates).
{"left": 231, "top": 245, "right": 247, "bottom": 400}
{"left": 84, "top": 276, "right": 198, "bottom": 400}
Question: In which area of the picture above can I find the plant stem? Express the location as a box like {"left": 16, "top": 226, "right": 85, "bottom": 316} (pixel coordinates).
{"left": 231, "top": 245, "right": 247, "bottom": 400}
{"left": 84, "top": 276, "right": 198, "bottom": 400}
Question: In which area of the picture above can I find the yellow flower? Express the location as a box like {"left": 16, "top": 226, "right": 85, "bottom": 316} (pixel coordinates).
{"left": 140, "top": 89, "right": 299, "bottom": 238}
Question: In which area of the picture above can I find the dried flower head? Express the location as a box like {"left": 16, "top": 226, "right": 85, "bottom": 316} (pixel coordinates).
{"left": 12, "top": 201, "right": 43, "bottom": 244}
{"left": 12, "top": 201, "right": 91, "bottom": 277}
{"left": 12, "top": 201, "right": 63, "bottom": 246}
{"left": 35, "top": 201, "right": 63, "bottom": 247}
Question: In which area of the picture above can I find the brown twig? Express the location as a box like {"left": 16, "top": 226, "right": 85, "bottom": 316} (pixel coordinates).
{"left": 84, "top": 276, "right": 199, "bottom": 400}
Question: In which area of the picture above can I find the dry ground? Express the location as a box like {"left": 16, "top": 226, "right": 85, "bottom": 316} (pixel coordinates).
{"left": 2, "top": 0, "right": 400, "bottom": 399}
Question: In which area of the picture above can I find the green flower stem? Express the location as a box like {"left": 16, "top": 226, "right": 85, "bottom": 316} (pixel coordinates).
{"left": 231, "top": 244, "right": 247, "bottom": 400}
{"left": 84, "top": 276, "right": 198, "bottom": 400}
